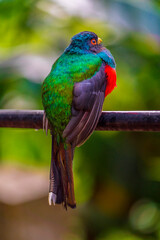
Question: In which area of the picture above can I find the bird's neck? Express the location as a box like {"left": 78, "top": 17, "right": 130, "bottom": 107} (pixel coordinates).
{"left": 64, "top": 44, "right": 90, "bottom": 55}
{"left": 97, "top": 48, "right": 116, "bottom": 69}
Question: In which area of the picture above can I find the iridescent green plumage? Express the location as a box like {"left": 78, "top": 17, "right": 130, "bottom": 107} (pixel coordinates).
{"left": 42, "top": 53, "right": 102, "bottom": 138}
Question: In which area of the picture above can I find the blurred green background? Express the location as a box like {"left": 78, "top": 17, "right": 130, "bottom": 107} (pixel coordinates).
{"left": 0, "top": 0, "right": 160, "bottom": 239}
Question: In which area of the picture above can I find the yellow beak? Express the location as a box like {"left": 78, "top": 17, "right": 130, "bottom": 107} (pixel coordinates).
{"left": 98, "top": 37, "right": 102, "bottom": 44}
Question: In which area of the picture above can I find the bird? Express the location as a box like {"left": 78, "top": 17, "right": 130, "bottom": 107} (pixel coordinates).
{"left": 42, "top": 31, "right": 117, "bottom": 209}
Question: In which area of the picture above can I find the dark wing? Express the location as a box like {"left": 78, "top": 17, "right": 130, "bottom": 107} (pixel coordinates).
{"left": 63, "top": 62, "right": 106, "bottom": 147}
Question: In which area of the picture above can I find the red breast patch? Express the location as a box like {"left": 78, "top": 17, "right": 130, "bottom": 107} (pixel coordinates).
{"left": 105, "top": 65, "right": 117, "bottom": 97}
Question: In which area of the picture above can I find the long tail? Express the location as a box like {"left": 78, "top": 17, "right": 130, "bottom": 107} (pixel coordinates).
{"left": 48, "top": 134, "right": 76, "bottom": 209}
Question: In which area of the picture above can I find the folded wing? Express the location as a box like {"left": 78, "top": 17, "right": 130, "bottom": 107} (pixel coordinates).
{"left": 63, "top": 63, "right": 106, "bottom": 147}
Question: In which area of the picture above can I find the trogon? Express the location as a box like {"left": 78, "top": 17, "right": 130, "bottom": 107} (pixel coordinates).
{"left": 42, "top": 31, "right": 117, "bottom": 209}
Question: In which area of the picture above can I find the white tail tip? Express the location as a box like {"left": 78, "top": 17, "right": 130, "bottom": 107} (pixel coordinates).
{"left": 48, "top": 192, "right": 57, "bottom": 206}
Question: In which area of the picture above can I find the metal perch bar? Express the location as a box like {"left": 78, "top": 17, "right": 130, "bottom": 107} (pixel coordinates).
{"left": 0, "top": 110, "right": 160, "bottom": 132}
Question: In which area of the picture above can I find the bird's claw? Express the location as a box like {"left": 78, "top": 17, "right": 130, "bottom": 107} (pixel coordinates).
{"left": 48, "top": 192, "right": 57, "bottom": 206}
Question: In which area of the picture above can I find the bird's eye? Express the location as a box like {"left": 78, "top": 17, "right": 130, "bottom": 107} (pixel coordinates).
{"left": 91, "top": 39, "right": 97, "bottom": 45}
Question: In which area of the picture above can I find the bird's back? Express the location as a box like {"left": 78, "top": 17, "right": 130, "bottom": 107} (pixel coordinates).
{"left": 42, "top": 52, "right": 102, "bottom": 136}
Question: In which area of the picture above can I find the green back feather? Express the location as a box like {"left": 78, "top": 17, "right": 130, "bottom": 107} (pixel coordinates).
{"left": 42, "top": 52, "right": 102, "bottom": 138}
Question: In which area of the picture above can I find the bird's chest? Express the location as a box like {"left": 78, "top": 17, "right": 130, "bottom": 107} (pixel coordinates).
{"left": 104, "top": 65, "right": 117, "bottom": 97}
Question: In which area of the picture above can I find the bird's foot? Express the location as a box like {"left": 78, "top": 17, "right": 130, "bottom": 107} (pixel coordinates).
{"left": 48, "top": 192, "right": 57, "bottom": 206}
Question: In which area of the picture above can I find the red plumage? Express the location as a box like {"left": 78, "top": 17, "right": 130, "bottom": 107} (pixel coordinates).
{"left": 105, "top": 65, "right": 117, "bottom": 97}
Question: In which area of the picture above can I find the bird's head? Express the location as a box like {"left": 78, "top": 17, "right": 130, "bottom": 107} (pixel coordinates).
{"left": 65, "top": 31, "right": 116, "bottom": 68}
{"left": 65, "top": 31, "right": 103, "bottom": 54}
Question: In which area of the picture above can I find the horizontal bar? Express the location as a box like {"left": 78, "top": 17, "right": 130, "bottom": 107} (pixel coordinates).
{"left": 0, "top": 110, "right": 160, "bottom": 132}
{"left": 98, "top": 111, "right": 160, "bottom": 131}
{"left": 0, "top": 110, "right": 44, "bottom": 129}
